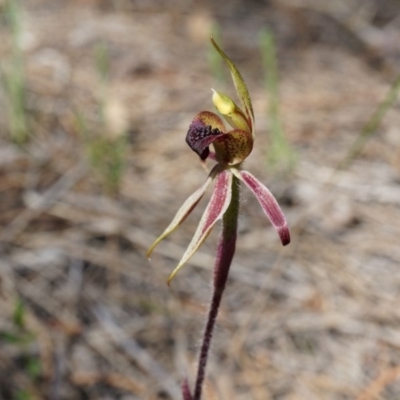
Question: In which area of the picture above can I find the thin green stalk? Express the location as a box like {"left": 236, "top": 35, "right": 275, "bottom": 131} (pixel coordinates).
{"left": 77, "top": 41, "right": 128, "bottom": 195}
{"left": 260, "top": 28, "right": 295, "bottom": 170}
{"left": 338, "top": 71, "right": 400, "bottom": 169}
{"left": 3, "top": 0, "right": 28, "bottom": 144}
{"left": 95, "top": 40, "right": 110, "bottom": 124}
{"left": 208, "top": 24, "right": 225, "bottom": 85}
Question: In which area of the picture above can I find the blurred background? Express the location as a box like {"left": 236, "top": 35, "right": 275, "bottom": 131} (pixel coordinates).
{"left": 1, "top": 0, "right": 400, "bottom": 399}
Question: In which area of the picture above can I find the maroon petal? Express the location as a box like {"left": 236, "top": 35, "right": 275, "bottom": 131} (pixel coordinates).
{"left": 232, "top": 169, "right": 290, "bottom": 246}
{"left": 168, "top": 169, "right": 233, "bottom": 284}
{"left": 186, "top": 111, "right": 226, "bottom": 160}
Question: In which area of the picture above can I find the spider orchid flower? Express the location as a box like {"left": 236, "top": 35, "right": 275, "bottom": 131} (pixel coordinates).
{"left": 147, "top": 37, "right": 290, "bottom": 285}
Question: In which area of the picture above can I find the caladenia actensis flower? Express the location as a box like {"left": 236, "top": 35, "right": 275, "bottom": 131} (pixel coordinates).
{"left": 147, "top": 37, "right": 290, "bottom": 400}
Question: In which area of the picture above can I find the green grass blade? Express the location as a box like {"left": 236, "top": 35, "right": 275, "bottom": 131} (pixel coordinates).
{"left": 208, "top": 24, "right": 225, "bottom": 85}
{"left": 338, "top": 71, "right": 400, "bottom": 169}
{"left": 3, "top": 0, "right": 28, "bottom": 144}
{"left": 260, "top": 27, "right": 295, "bottom": 170}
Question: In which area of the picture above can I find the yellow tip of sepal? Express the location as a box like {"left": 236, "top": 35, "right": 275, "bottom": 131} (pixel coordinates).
{"left": 167, "top": 262, "right": 185, "bottom": 286}
{"left": 211, "top": 89, "right": 251, "bottom": 133}
{"left": 146, "top": 239, "right": 160, "bottom": 260}
{"left": 212, "top": 89, "right": 236, "bottom": 115}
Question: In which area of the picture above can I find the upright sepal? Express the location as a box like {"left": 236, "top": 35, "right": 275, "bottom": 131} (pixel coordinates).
{"left": 147, "top": 164, "right": 221, "bottom": 259}
{"left": 211, "top": 36, "right": 254, "bottom": 137}
{"left": 167, "top": 169, "right": 233, "bottom": 284}
{"left": 232, "top": 169, "right": 290, "bottom": 245}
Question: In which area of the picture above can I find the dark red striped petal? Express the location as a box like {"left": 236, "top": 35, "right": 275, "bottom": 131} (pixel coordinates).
{"left": 233, "top": 169, "right": 290, "bottom": 246}
{"left": 168, "top": 169, "right": 233, "bottom": 284}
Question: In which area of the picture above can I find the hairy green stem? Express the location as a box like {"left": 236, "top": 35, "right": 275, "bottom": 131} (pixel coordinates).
{"left": 193, "top": 174, "right": 240, "bottom": 400}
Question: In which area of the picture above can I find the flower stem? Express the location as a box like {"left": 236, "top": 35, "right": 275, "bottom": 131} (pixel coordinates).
{"left": 193, "top": 174, "right": 240, "bottom": 400}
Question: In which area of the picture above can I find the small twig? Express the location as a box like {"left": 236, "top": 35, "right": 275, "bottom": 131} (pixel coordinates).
{"left": 71, "top": 371, "right": 145, "bottom": 394}
{"left": 357, "top": 366, "right": 400, "bottom": 400}
{"left": 0, "top": 163, "right": 86, "bottom": 243}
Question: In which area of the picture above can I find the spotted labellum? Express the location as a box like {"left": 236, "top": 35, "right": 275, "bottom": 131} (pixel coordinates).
{"left": 148, "top": 37, "right": 290, "bottom": 284}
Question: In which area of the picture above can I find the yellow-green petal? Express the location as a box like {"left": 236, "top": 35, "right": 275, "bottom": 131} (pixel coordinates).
{"left": 146, "top": 164, "right": 220, "bottom": 259}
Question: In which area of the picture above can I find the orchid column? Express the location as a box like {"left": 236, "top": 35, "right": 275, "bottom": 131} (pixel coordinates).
{"left": 148, "top": 37, "right": 290, "bottom": 400}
